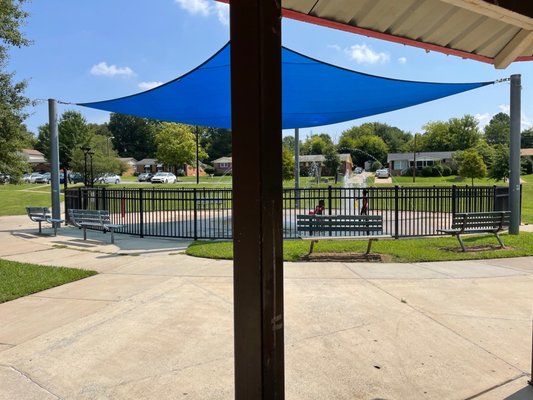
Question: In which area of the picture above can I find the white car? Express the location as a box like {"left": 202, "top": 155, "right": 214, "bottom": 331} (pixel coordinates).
{"left": 375, "top": 168, "right": 390, "bottom": 178}
{"left": 28, "top": 172, "right": 44, "bottom": 183}
{"left": 151, "top": 172, "right": 177, "bottom": 184}
{"left": 97, "top": 174, "right": 121, "bottom": 184}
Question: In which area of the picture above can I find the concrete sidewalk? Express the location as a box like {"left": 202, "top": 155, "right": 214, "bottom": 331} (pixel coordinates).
{"left": 0, "top": 215, "right": 532, "bottom": 399}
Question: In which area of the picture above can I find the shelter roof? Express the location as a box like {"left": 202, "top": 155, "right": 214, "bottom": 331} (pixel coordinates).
{"left": 279, "top": 0, "right": 533, "bottom": 69}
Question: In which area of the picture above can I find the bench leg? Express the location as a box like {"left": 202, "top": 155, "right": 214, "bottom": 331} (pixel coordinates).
{"left": 366, "top": 238, "right": 376, "bottom": 255}
{"left": 53, "top": 222, "right": 58, "bottom": 237}
{"left": 308, "top": 240, "right": 317, "bottom": 255}
{"left": 494, "top": 232, "right": 505, "bottom": 249}
{"left": 456, "top": 234, "right": 466, "bottom": 252}
{"left": 110, "top": 228, "right": 115, "bottom": 244}
{"left": 38, "top": 221, "right": 42, "bottom": 234}
{"left": 83, "top": 227, "right": 87, "bottom": 241}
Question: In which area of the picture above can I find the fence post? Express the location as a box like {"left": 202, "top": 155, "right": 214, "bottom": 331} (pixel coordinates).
{"left": 193, "top": 188, "right": 198, "bottom": 240}
{"left": 139, "top": 188, "right": 144, "bottom": 238}
{"left": 451, "top": 185, "right": 456, "bottom": 215}
{"left": 101, "top": 187, "right": 107, "bottom": 211}
{"left": 327, "top": 185, "right": 332, "bottom": 215}
{"left": 394, "top": 186, "right": 399, "bottom": 239}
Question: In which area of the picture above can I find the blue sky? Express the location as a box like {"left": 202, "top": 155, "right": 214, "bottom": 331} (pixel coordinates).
{"left": 9, "top": 0, "right": 533, "bottom": 142}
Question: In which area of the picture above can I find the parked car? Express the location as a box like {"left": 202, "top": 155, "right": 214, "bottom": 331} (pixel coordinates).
{"left": 354, "top": 167, "right": 363, "bottom": 174}
{"left": 97, "top": 174, "right": 121, "bottom": 184}
{"left": 34, "top": 172, "right": 51, "bottom": 184}
{"left": 69, "top": 172, "right": 84, "bottom": 184}
{"left": 137, "top": 172, "right": 154, "bottom": 182}
{"left": 151, "top": 172, "right": 177, "bottom": 184}
{"left": 0, "top": 172, "right": 10, "bottom": 184}
{"left": 22, "top": 173, "right": 31, "bottom": 183}
{"left": 28, "top": 172, "right": 44, "bottom": 183}
{"left": 375, "top": 168, "right": 390, "bottom": 178}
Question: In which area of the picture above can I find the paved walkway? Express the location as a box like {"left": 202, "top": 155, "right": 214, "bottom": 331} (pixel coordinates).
{"left": 0, "top": 215, "right": 532, "bottom": 399}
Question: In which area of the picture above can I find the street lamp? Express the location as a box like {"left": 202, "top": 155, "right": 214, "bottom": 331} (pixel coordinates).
{"left": 88, "top": 151, "right": 95, "bottom": 187}
{"left": 80, "top": 146, "right": 91, "bottom": 187}
{"left": 106, "top": 136, "right": 115, "bottom": 156}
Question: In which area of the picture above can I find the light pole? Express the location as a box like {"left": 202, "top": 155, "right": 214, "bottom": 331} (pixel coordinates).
{"left": 107, "top": 136, "right": 115, "bottom": 156}
{"left": 81, "top": 146, "right": 91, "bottom": 187}
{"left": 88, "top": 151, "right": 95, "bottom": 187}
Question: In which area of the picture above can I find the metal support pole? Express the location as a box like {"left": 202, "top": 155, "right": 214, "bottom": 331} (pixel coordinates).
{"left": 48, "top": 99, "right": 61, "bottom": 224}
{"left": 196, "top": 126, "right": 200, "bottom": 185}
{"left": 509, "top": 74, "right": 521, "bottom": 234}
{"left": 295, "top": 128, "right": 300, "bottom": 209}
{"left": 230, "top": 0, "right": 284, "bottom": 399}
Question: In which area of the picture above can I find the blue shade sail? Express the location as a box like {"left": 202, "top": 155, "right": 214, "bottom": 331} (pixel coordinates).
{"left": 78, "top": 42, "right": 493, "bottom": 129}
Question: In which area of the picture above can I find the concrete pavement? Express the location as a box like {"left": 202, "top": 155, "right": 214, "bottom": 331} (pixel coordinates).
{"left": 0, "top": 215, "right": 532, "bottom": 399}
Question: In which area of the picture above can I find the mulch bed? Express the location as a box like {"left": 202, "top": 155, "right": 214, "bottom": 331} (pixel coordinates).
{"left": 299, "top": 252, "right": 391, "bottom": 262}
{"left": 443, "top": 244, "right": 511, "bottom": 253}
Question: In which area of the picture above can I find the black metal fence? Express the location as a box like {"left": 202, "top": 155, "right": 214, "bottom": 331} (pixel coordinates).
{"left": 65, "top": 185, "right": 510, "bottom": 240}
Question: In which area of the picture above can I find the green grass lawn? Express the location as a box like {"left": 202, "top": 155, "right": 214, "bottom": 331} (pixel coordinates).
{"left": 186, "top": 232, "right": 533, "bottom": 263}
{"left": 0, "top": 184, "right": 64, "bottom": 216}
{"left": 385, "top": 175, "right": 506, "bottom": 187}
{"left": 521, "top": 174, "right": 533, "bottom": 224}
{"left": 0, "top": 259, "right": 96, "bottom": 303}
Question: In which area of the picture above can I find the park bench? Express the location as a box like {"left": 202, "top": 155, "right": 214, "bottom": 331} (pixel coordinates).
{"left": 296, "top": 214, "right": 391, "bottom": 255}
{"left": 437, "top": 211, "right": 511, "bottom": 252}
{"left": 68, "top": 209, "right": 124, "bottom": 244}
{"left": 26, "top": 207, "right": 63, "bottom": 236}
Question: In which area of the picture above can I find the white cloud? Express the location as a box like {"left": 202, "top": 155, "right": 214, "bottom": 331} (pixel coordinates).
{"left": 475, "top": 112, "right": 491, "bottom": 129}
{"left": 327, "top": 44, "right": 341, "bottom": 52}
{"left": 175, "top": 0, "right": 210, "bottom": 16}
{"left": 345, "top": 44, "right": 390, "bottom": 64}
{"left": 498, "top": 104, "right": 510, "bottom": 114}
{"left": 213, "top": 3, "right": 229, "bottom": 26}
{"left": 175, "top": 0, "right": 229, "bottom": 25}
{"left": 398, "top": 57, "right": 407, "bottom": 64}
{"left": 138, "top": 81, "right": 163, "bottom": 90}
{"left": 522, "top": 113, "right": 532, "bottom": 130}
{"left": 90, "top": 62, "right": 135, "bottom": 77}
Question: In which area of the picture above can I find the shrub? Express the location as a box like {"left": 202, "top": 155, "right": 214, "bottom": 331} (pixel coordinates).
{"left": 371, "top": 161, "right": 382, "bottom": 171}
{"left": 432, "top": 164, "right": 444, "bottom": 177}
{"left": 204, "top": 165, "right": 215, "bottom": 175}
{"left": 421, "top": 166, "right": 433, "bottom": 177}
{"left": 441, "top": 165, "right": 452, "bottom": 176}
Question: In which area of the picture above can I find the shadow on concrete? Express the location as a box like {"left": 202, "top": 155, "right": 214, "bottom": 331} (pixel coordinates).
{"left": 504, "top": 385, "right": 533, "bottom": 399}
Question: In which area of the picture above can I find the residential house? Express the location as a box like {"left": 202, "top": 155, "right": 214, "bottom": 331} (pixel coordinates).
{"left": 118, "top": 157, "right": 138, "bottom": 176}
{"left": 20, "top": 149, "right": 49, "bottom": 171}
{"left": 136, "top": 158, "right": 161, "bottom": 174}
{"left": 387, "top": 151, "right": 455, "bottom": 175}
{"left": 212, "top": 157, "right": 232, "bottom": 174}
{"left": 298, "top": 153, "right": 353, "bottom": 175}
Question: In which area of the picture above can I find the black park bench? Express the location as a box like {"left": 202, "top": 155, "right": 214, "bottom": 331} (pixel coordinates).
{"left": 68, "top": 209, "right": 125, "bottom": 244}
{"left": 437, "top": 211, "right": 511, "bottom": 252}
{"left": 296, "top": 214, "right": 391, "bottom": 255}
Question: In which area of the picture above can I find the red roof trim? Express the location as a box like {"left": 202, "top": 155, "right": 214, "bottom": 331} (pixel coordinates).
{"left": 216, "top": 0, "right": 533, "bottom": 65}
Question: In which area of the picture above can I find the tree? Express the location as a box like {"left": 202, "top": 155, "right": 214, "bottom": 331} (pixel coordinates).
{"left": 458, "top": 150, "right": 486, "bottom": 185}
{"left": 323, "top": 145, "right": 341, "bottom": 182}
{"left": 339, "top": 122, "right": 411, "bottom": 153}
{"left": 484, "top": 112, "right": 509, "bottom": 145}
{"left": 155, "top": 123, "right": 207, "bottom": 172}
{"left": 350, "top": 135, "right": 388, "bottom": 168}
{"left": 522, "top": 128, "right": 533, "bottom": 148}
{"left": 108, "top": 113, "right": 158, "bottom": 160}
{"left": 281, "top": 145, "right": 294, "bottom": 181}
{"left": 36, "top": 111, "right": 92, "bottom": 169}
{"left": 0, "top": 0, "right": 32, "bottom": 181}
{"left": 69, "top": 134, "right": 127, "bottom": 179}
{"left": 417, "top": 121, "right": 452, "bottom": 151}
{"left": 449, "top": 115, "right": 481, "bottom": 150}
{"left": 301, "top": 134, "right": 332, "bottom": 155}
{"left": 200, "top": 127, "right": 232, "bottom": 162}
{"left": 282, "top": 135, "right": 302, "bottom": 154}
{"left": 488, "top": 144, "right": 510, "bottom": 182}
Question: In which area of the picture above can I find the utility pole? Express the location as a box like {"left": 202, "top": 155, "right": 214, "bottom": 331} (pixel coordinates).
{"left": 412, "top": 133, "right": 417, "bottom": 183}
{"left": 509, "top": 74, "right": 521, "bottom": 234}
{"left": 48, "top": 99, "right": 61, "bottom": 224}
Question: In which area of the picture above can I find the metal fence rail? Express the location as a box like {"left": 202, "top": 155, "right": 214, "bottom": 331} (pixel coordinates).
{"left": 65, "top": 185, "right": 509, "bottom": 240}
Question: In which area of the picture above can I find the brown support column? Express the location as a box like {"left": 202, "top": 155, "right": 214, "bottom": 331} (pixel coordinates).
{"left": 230, "top": 1, "right": 284, "bottom": 399}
